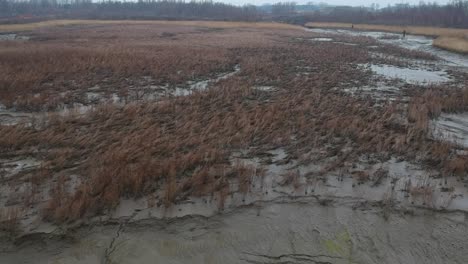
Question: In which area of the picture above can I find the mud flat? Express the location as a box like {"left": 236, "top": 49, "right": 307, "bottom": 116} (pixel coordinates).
{"left": 1, "top": 200, "right": 468, "bottom": 264}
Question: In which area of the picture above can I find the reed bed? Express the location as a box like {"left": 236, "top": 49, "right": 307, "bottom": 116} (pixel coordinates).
{"left": 0, "top": 22, "right": 466, "bottom": 223}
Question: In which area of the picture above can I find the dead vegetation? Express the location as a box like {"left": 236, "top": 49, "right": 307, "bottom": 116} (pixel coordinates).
{"left": 433, "top": 36, "right": 468, "bottom": 54}
{"left": 0, "top": 24, "right": 234, "bottom": 110}
{"left": 0, "top": 21, "right": 467, "bottom": 224}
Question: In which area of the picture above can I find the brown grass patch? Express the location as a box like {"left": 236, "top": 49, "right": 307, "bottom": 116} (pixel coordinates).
{"left": 433, "top": 36, "right": 468, "bottom": 54}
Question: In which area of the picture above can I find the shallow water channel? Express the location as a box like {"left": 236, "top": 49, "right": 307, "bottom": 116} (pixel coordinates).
{"left": 306, "top": 27, "right": 468, "bottom": 67}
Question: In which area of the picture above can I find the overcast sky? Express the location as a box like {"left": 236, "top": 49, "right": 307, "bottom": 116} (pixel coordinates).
{"left": 225, "top": 0, "right": 451, "bottom": 6}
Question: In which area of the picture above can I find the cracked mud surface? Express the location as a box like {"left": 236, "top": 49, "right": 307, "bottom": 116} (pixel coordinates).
{"left": 1, "top": 199, "right": 467, "bottom": 264}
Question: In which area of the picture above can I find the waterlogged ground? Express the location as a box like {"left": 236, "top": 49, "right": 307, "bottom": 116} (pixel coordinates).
{"left": 1, "top": 24, "right": 468, "bottom": 263}
{"left": 308, "top": 27, "right": 468, "bottom": 144}
{"left": 0, "top": 65, "right": 242, "bottom": 126}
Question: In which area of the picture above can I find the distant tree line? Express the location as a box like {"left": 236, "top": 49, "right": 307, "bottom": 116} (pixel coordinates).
{"left": 1, "top": 0, "right": 468, "bottom": 29}
{"left": 0, "top": 0, "right": 261, "bottom": 22}
{"left": 271, "top": 2, "right": 295, "bottom": 16}
{"left": 304, "top": 1, "right": 468, "bottom": 28}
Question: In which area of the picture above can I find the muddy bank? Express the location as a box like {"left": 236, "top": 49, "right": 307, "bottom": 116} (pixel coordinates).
{"left": 3, "top": 146, "right": 468, "bottom": 237}
{"left": 2, "top": 148, "right": 468, "bottom": 263}
{"left": 1, "top": 199, "right": 467, "bottom": 264}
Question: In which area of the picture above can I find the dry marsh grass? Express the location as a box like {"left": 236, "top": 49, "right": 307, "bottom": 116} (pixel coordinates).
{"left": 0, "top": 19, "right": 302, "bottom": 33}
{"left": 433, "top": 36, "right": 468, "bottom": 54}
{"left": 0, "top": 22, "right": 466, "bottom": 223}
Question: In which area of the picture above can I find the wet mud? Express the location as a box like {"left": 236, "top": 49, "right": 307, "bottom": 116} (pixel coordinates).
{"left": 1, "top": 200, "right": 467, "bottom": 264}
{"left": 432, "top": 113, "right": 468, "bottom": 148}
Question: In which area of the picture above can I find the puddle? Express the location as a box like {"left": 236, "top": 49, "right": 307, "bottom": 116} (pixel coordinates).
{"left": 0, "top": 111, "right": 36, "bottom": 126}
{"left": 253, "top": 86, "right": 277, "bottom": 92}
{"left": 187, "top": 64, "right": 241, "bottom": 91}
{"left": 0, "top": 158, "right": 41, "bottom": 180}
{"left": 431, "top": 113, "right": 468, "bottom": 147}
{"left": 173, "top": 87, "right": 193, "bottom": 96}
{"left": 0, "top": 104, "right": 90, "bottom": 126}
{"left": 343, "top": 84, "right": 403, "bottom": 101}
{"left": 310, "top": 37, "right": 333, "bottom": 42}
{"left": 0, "top": 104, "right": 43, "bottom": 126}
{"left": 0, "top": 34, "right": 29, "bottom": 41}
{"left": 85, "top": 92, "right": 102, "bottom": 101}
{"left": 57, "top": 103, "right": 94, "bottom": 116}
{"left": 333, "top": 41, "right": 357, "bottom": 46}
{"left": 362, "top": 64, "right": 450, "bottom": 84}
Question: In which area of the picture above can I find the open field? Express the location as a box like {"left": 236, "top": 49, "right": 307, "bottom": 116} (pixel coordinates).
{"left": 0, "top": 19, "right": 302, "bottom": 33}
{"left": 306, "top": 22, "right": 468, "bottom": 53}
{"left": 1, "top": 20, "right": 468, "bottom": 263}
